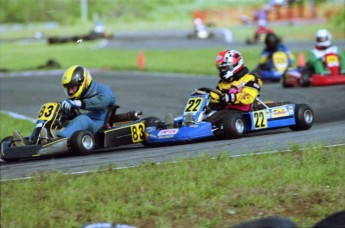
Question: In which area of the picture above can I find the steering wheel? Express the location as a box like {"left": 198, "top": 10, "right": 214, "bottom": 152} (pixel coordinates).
{"left": 197, "top": 87, "right": 222, "bottom": 97}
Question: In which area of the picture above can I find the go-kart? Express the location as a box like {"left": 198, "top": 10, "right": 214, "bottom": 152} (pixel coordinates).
{"left": 145, "top": 88, "right": 314, "bottom": 145}
{"left": 187, "top": 29, "right": 215, "bottom": 39}
{"left": 283, "top": 52, "right": 345, "bottom": 87}
{"left": 0, "top": 102, "right": 160, "bottom": 162}
{"left": 254, "top": 51, "right": 291, "bottom": 81}
{"left": 245, "top": 27, "right": 273, "bottom": 46}
{"left": 47, "top": 30, "right": 113, "bottom": 45}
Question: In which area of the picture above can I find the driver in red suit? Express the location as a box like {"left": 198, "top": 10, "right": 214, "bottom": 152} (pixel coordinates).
{"left": 202, "top": 49, "right": 263, "bottom": 125}
{"left": 164, "top": 49, "right": 263, "bottom": 128}
{"left": 215, "top": 49, "right": 263, "bottom": 112}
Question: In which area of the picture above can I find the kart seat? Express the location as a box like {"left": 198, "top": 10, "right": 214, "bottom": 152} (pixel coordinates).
{"left": 104, "top": 105, "right": 120, "bottom": 129}
{"left": 103, "top": 105, "right": 142, "bottom": 129}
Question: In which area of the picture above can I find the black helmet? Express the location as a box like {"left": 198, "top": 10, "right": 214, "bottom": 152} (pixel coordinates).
{"left": 265, "top": 33, "right": 280, "bottom": 51}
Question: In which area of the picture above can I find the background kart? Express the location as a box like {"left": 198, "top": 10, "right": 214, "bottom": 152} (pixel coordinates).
{"left": 0, "top": 102, "right": 160, "bottom": 162}
{"left": 254, "top": 50, "right": 291, "bottom": 81}
{"left": 146, "top": 88, "right": 314, "bottom": 145}
{"left": 187, "top": 30, "right": 215, "bottom": 39}
{"left": 283, "top": 52, "right": 345, "bottom": 87}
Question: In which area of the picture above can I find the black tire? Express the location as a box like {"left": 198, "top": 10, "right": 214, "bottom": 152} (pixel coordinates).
{"left": 70, "top": 130, "right": 95, "bottom": 155}
{"left": 222, "top": 112, "right": 245, "bottom": 139}
{"left": 289, "top": 104, "right": 314, "bottom": 131}
{"left": 282, "top": 75, "right": 293, "bottom": 88}
{"left": 1, "top": 136, "right": 20, "bottom": 162}
{"left": 300, "top": 72, "right": 311, "bottom": 87}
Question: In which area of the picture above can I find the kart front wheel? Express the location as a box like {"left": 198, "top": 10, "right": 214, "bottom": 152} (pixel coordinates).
{"left": 289, "top": 104, "right": 314, "bottom": 131}
{"left": 222, "top": 112, "right": 245, "bottom": 139}
{"left": 70, "top": 130, "right": 95, "bottom": 155}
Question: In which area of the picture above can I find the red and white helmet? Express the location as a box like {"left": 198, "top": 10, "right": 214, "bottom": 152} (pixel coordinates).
{"left": 216, "top": 49, "right": 244, "bottom": 81}
{"left": 315, "top": 29, "right": 332, "bottom": 49}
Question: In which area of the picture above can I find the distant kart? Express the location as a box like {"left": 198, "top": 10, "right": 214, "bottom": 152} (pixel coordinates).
{"left": 0, "top": 102, "right": 159, "bottom": 162}
{"left": 187, "top": 30, "right": 215, "bottom": 39}
{"left": 245, "top": 28, "right": 273, "bottom": 46}
{"left": 255, "top": 50, "right": 291, "bottom": 82}
{"left": 283, "top": 52, "right": 345, "bottom": 87}
{"left": 145, "top": 88, "right": 314, "bottom": 145}
{"left": 48, "top": 31, "right": 113, "bottom": 45}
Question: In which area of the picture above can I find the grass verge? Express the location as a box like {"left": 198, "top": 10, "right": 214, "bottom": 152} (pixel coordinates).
{"left": 1, "top": 144, "right": 344, "bottom": 228}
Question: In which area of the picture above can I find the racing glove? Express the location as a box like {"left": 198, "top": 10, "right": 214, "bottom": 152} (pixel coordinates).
{"left": 220, "top": 93, "right": 235, "bottom": 104}
{"left": 62, "top": 99, "right": 82, "bottom": 111}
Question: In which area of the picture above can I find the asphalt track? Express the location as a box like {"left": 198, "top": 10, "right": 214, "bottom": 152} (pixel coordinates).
{"left": 1, "top": 32, "right": 345, "bottom": 180}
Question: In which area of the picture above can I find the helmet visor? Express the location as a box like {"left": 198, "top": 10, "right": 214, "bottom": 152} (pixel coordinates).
{"left": 217, "top": 63, "right": 233, "bottom": 74}
{"left": 316, "top": 37, "right": 327, "bottom": 42}
{"left": 64, "top": 84, "right": 79, "bottom": 97}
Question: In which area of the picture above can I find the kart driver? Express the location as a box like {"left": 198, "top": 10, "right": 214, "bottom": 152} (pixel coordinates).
{"left": 306, "top": 29, "right": 345, "bottom": 75}
{"left": 164, "top": 49, "right": 262, "bottom": 128}
{"left": 215, "top": 49, "right": 262, "bottom": 111}
{"left": 12, "top": 65, "right": 141, "bottom": 146}
{"left": 199, "top": 49, "right": 263, "bottom": 125}
{"left": 257, "top": 33, "right": 294, "bottom": 74}
{"left": 12, "top": 65, "right": 114, "bottom": 146}
{"left": 57, "top": 65, "right": 115, "bottom": 139}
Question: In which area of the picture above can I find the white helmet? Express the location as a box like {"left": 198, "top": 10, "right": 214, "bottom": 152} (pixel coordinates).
{"left": 315, "top": 29, "right": 332, "bottom": 48}
{"left": 216, "top": 49, "right": 244, "bottom": 81}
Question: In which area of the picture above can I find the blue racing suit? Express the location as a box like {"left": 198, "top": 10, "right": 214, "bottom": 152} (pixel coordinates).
{"left": 257, "top": 44, "right": 294, "bottom": 80}
{"left": 58, "top": 81, "right": 115, "bottom": 139}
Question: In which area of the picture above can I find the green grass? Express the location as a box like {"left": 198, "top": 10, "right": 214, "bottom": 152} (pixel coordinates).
{"left": 1, "top": 14, "right": 345, "bottom": 228}
{"left": 1, "top": 144, "right": 344, "bottom": 227}
{"left": 0, "top": 20, "right": 344, "bottom": 75}
{"left": 0, "top": 113, "right": 34, "bottom": 140}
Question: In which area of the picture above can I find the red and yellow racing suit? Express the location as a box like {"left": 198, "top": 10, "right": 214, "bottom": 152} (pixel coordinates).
{"left": 216, "top": 67, "right": 262, "bottom": 112}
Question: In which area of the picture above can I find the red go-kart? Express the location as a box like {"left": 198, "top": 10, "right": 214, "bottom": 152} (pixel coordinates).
{"left": 283, "top": 52, "right": 345, "bottom": 87}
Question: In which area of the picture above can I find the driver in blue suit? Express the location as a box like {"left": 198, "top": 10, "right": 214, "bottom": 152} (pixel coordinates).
{"left": 12, "top": 65, "right": 115, "bottom": 146}
{"left": 256, "top": 33, "right": 294, "bottom": 80}
{"left": 57, "top": 65, "right": 115, "bottom": 139}
{"left": 13, "top": 65, "right": 142, "bottom": 146}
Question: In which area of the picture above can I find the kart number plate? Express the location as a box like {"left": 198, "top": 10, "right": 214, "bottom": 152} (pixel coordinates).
{"left": 131, "top": 122, "right": 145, "bottom": 143}
{"left": 253, "top": 110, "right": 267, "bottom": 129}
{"left": 272, "top": 51, "right": 288, "bottom": 72}
{"left": 184, "top": 97, "right": 204, "bottom": 113}
{"left": 325, "top": 55, "right": 339, "bottom": 67}
{"left": 37, "top": 102, "right": 59, "bottom": 121}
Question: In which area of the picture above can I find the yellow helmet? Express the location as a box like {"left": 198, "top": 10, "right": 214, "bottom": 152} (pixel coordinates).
{"left": 61, "top": 65, "right": 92, "bottom": 100}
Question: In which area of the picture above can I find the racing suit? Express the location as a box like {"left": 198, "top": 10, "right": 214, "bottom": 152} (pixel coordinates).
{"left": 307, "top": 46, "right": 345, "bottom": 74}
{"left": 216, "top": 67, "right": 262, "bottom": 112}
{"left": 258, "top": 44, "right": 294, "bottom": 80}
{"left": 58, "top": 81, "right": 115, "bottom": 139}
{"left": 206, "top": 67, "right": 262, "bottom": 124}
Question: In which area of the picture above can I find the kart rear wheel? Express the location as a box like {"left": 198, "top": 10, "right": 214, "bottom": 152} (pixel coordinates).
{"left": 222, "top": 112, "right": 245, "bottom": 139}
{"left": 70, "top": 130, "right": 95, "bottom": 155}
{"left": 289, "top": 104, "right": 314, "bottom": 131}
{"left": 282, "top": 74, "right": 293, "bottom": 88}
{"left": 0, "top": 136, "right": 20, "bottom": 162}
{"left": 300, "top": 72, "right": 311, "bottom": 87}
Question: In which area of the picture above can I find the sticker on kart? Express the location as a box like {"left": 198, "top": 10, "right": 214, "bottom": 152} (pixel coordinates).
{"left": 252, "top": 110, "right": 268, "bottom": 129}
{"left": 184, "top": 97, "right": 204, "bottom": 113}
{"left": 37, "top": 102, "right": 59, "bottom": 121}
{"left": 158, "top": 129, "right": 179, "bottom": 138}
{"left": 271, "top": 106, "right": 290, "bottom": 118}
{"left": 272, "top": 51, "right": 288, "bottom": 72}
{"left": 131, "top": 122, "right": 146, "bottom": 143}
{"left": 325, "top": 55, "right": 340, "bottom": 67}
